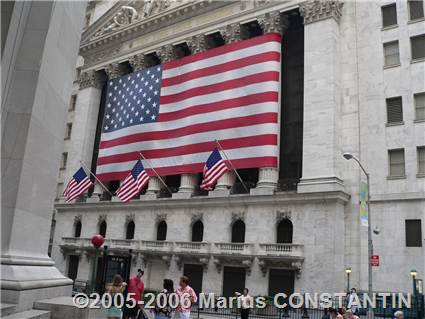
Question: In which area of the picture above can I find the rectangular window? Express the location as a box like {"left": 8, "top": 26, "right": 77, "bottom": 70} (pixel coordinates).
{"left": 418, "top": 146, "right": 425, "bottom": 175}
{"left": 415, "top": 92, "right": 425, "bottom": 120}
{"left": 69, "top": 94, "right": 77, "bottom": 111}
{"left": 411, "top": 34, "right": 425, "bottom": 60}
{"left": 65, "top": 123, "right": 72, "bottom": 140}
{"left": 405, "top": 219, "right": 422, "bottom": 247}
{"left": 382, "top": 4, "right": 398, "bottom": 27}
{"left": 388, "top": 149, "right": 405, "bottom": 177}
{"left": 408, "top": 0, "right": 425, "bottom": 21}
{"left": 61, "top": 152, "right": 68, "bottom": 169}
{"left": 386, "top": 96, "right": 403, "bottom": 123}
{"left": 383, "top": 41, "right": 400, "bottom": 66}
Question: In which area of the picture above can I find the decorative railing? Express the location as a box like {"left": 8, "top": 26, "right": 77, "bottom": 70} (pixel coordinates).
{"left": 175, "top": 242, "right": 211, "bottom": 253}
{"left": 258, "top": 243, "right": 304, "bottom": 256}
{"left": 214, "top": 242, "right": 253, "bottom": 254}
{"left": 140, "top": 240, "right": 173, "bottom": 250}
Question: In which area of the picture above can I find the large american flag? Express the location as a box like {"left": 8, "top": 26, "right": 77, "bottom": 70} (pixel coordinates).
{"left": 96, "top": 33, "right": 281, "bottom": 181}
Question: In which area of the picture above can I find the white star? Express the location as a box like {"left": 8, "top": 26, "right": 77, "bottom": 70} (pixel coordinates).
{"left": 131, "top": 80, "right": 135, "bottom": 84}
{"left": 154, "top": 90, "right": 158, "bottom": 95}
{"left": 107, "top": 103, "right": 112, "bottom": 108}
{"left": 109, "top": 81, "right": 113, "bottom": 86}
{"left": 117, "top": 101, "right": 121, "bottom": 106}
{"left": 104, "top": 125, "right": 109, "bottom": 130}
{"left": 130, "top": 119, "right": 133, "bottom": 123}
{"left": 147, "top": 70, "right": 151, "bottom": 75}
{"left": 109, "top": 92, "right": 112, "bottom": 96}
{"left": 114, "top": 124, "right": 118, "bottom": 128}
{"left": 125, "top": 98, "right": 128, "bottom": 103}
{"left": 151, "top": 74, "right": 155, "bottom": 79}
{"left": 118, "top": 90, "right": 122, "bottom": 94}
{"left": 139, "top": 89, "right": 143, "bottom": 93}
{"left": 140, "top": 116, "right": 144, "bottom": 121}
{"left": 155, "top": 78, "right": 159, "bottom": 83}
{"left": 114, "top": 86, "right": 118, "bottom": 90}
{"left": 126, "top": 87, "right": 130, "bottom": 92}
{"left": 149, "top": 85, "right": 153, "bottom": 90}
{"left": 113, "top": 97, "right": 117, "bottom": 101}
{"left": 141, "top": 77, "right": 145, "bottom": 81}
{"left": 135, "top": 111, "right": 139, "bottom": 116}
{"left": 115, "top": 113, "right": 119, "bottom": 117}
{"left": 147, "top": 97, "right": 152, "bottom": 102}
{"left": 146, "top": 109, "right": 150, "bottom": 114}
{"left": 151, "top": 115, "right": 156, "bottom": 120}
{"left": 112, "top": 108, "right": 116, "bottom": 112}
{"left": 106, "top": 114, "right": 110, "bottom": 119}
{"left": 144, "top": 81, "right": 148, "bottom": 86}
{"left": 157, "top": 67, "right": 160, "bottom": 72}
{"left": 135, "top": 84, "right": 139, "bottom": 89}
{"left": 121, "top": 106, "right": 124, "bottom": 110}
{"left": 119, "top": 117, "right": 122, "bottom": 121}
{"left": 126, "top": 114, "right": 130, "bottom": 119}
{"left": 133, "top": 96, "right": 137, "bottom": 100}
{"left": 123, "top": 108, "right": 126, "bottom": 113}
{"left": 123, "top": 83, "right": 126, "bottom": 87}
{"left": 122, "top": 121, "right": 125, "bottom": 126}
{"left": 131, "top": 107, "right": 135, "bottom": 111}
{"left": 127, "top": 75, "right": 131, "bottom": 80}
{"left": 137, "top": 100, "right": 141, "bottom": 104}
{"left": 119, "top": 79, "right": 122, "bottom": 83}
{"left": 141, "top": 104, "right": 145, "bottom": 109}
{"left": 136, "top": 73, "right": 140, "bottom": 78}
{"left": 143, "top": 93, "right": 147, "bottom": 97}
{"left": 152, "top": 102, "right": 157, "bottom": 107}
{"left": 130, "top": 91, "right": 133, "bottom": 95}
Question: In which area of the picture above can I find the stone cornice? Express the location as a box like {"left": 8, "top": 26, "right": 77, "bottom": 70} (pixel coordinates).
{"left": 299, "top": 0, "right": 343, "bottom": 25}
{"left": 55, "top": 191, "right": 350, "bottom": 213}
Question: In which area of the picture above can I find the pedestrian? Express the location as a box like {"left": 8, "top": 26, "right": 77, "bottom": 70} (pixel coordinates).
{"left": 123, "top": 269, "right": 145, "bottom": 319}
{"left": 174, "top": 276, "right": 197, "bottom": 319}
{"left": 347, "top": 288, "right": 359, "bottom": 315}
{"left": 154, "top": 279, "right": 174, "bottom": 319}
{"left": 105, "top": 274, "right": 127, "bottom": 319}
{"left": 394, "top": 311, "right": 404, "bottom": 319}
{"left": 329, "top": 308, "right": 344, "bottom": 319}
{"left": 236, "top": 288, "right": 252, "bottom": 319}
{"left": 344, "top": 309, "right": 359, "bottom": 319}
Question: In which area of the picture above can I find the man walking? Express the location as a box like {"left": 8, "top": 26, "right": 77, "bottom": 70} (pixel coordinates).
{"left": 123, "top": 269, "right": 145, "bottom": 319}
{"left": 174, "top": 276, "right": 197, "bottom": 319}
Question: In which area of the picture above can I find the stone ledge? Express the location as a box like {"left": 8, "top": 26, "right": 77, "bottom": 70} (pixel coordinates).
{"left": 172, "top": 192, "right": 192, "bottom": 199}
{"left": 250, "top": 187, "right": 275, "bottom": 196}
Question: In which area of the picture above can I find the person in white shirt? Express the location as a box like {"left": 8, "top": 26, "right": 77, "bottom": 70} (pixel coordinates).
{"left": 236, "top": 288, "right": 252, "bottom": 319}
{"left": 347, "top": 288, "right": 359, "bottom": 315}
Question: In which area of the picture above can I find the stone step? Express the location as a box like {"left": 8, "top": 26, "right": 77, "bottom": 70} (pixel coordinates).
{"left": 1, "top": 303, "right": 17, "bottom": 316}
{"left": 2, "top": 309, "right": 51, "bottom": 319}
{"left": 34, "top": 296, "right": 90, "bottom": 319}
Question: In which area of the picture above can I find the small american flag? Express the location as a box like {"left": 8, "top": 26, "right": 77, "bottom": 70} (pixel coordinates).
{"left": 63, "top": 167, "right": 93, "bottom": 202}
{"left": 97, "top": 33, "right": 281, "bottom": 181}
{"left": 116, "top": 160, "right": 149, "bottom": 202}
{"left": 200, "top": 148, "right": 229, "bottom": 190}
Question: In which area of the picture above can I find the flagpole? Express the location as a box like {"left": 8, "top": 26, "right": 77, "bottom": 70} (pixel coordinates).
{"left": 214, "top": 140, "right": 249, "bottom": 193}
{"left": 79, "top": 161, "right": 113, "bottom": 197}
{"left": 138, "top": 152, "right": 172, "bottom": 194}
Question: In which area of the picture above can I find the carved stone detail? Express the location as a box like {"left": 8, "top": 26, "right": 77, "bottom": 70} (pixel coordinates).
{"left": 231, "top": 211, "right": 245, "bottom": 223}
{"left": 105, "top": 62, "right": 126, "bottom": 80}
{"left": 155, "top": 213, "right": 167, "bottom": 223}
{"left": 74, "top": 215, "right": 82, "bottom": 224}
{"left": 258, "top": 11, "right": 282, "bottom": 34}
{"left": 129, "top": 53, "right": 146, "bottom": 71}
{"left": 220, "top": 23, "right": 241, "bottom": 44}
{"left": 98, "top": 214, "right": 107, "bottom": 223}
{"left": 276, "top": 211, "right": 291, "bottom": 223}
{"left": 126, "top": 214, "right": 135, "bottom": 224}
{"left": 79, "top": 70, "right": 105, "bottom": 89}
{"left": 186, "top": 34, "right": 206, "bottom": 54}
{"left": 299, "top": 1, "right": 344, "bottom": 25}
{"left": 191, "top": 213, "right": 203, "bottom": 224}
{"left": 156, "top": 44, "right": 174, "bottom": 63}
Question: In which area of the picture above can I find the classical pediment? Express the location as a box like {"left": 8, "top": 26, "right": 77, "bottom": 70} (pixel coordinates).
{"left": 81, "top": 0, "right": 196, "bottom": 45}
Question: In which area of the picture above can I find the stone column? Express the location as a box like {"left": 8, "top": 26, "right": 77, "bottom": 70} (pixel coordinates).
{"left": 65, "top": 70, "right": 105, "bottom": 201}
{"left": 1, "top": 1, "right": 86, "bottom": 312}
{"left": 297, "top": 1, "right": 345, "bottom": 193}
{"left": 129, "top": 53, "right": 146, "bottom": 71}
{"left": 220, "top": 23, "right": 241, "bottom": 44}
{"left": 252, "top": 11, "right": 286, "bottom": 195}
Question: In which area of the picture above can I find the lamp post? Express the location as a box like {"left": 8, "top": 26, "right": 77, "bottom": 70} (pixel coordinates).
{"left": 90, "top": 234, "right": 105, "bottom": 294}
{"left": 343, "top": 153, "right": 373, "bottom": 319}
{"left": 346, "top": 267, "right": 352, "bottom": 293}
{"left": 410, "top": 269, "right": 418, "bottom": 296}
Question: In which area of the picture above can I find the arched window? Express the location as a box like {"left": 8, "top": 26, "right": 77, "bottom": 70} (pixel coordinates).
{"left": 191, "top": 220, "right": 204, "bottom": 242}
{"left": 231, "top": 219, "right": 245, "bottom": 243}
{"left": 99, "top": 220, "right": 107, "bottom": 237}
{"left": 126, "top": 220, "right": 135, "bottom": 240}
{"left": 277, "top": 219, "right": 293, "bottom": 244}
{"left": 156, "top": 220, "right": 167, "bottom": 241}
{"left": 74, "top": 221, "right": 82, "bottom": 238}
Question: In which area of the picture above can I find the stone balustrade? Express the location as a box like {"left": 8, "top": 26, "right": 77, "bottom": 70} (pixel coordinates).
{"left": 61, "top": 237, "right": 303, "bottom": 259}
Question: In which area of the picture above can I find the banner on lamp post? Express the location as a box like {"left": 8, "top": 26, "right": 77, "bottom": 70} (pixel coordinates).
{"left": 360, "top": 181, "right": 368, "bottom": 227}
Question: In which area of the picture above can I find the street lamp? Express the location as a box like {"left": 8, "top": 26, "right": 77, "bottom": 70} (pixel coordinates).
{"left": 345, "top": 267, "right": 352, "bottom": 293}
{"left": 343, "top": 153, "right": 373, "bottom": 319}
{"left": 410, "top": 269, "right": 417, "bottom": 296}
{"left": 90, "top": 234, "right": 105, "bottom": 294}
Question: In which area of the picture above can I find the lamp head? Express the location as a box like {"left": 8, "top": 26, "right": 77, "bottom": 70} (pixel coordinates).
{"left": 343, "top": 153, "right": 353, "bottom": 160}
{"left": 410, "top": 269, "right": 418, "bottom": 277}
{"left": 345, "top": 267, "right": 352, "bottom": 274}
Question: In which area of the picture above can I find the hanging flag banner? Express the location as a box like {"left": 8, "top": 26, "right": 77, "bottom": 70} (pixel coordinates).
{"left": 360, "top": 181, "right": 368, "bottom": 227}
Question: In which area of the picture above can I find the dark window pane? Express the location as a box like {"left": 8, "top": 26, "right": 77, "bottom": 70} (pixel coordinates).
{"left": 409, "top": 0, "right": 425, "bottom": 20}
{"left": 191, "top": 220, "right": 204, "bottom": 242}
{"left": 411, "top": 34, "right": 425, "bottom": 60}
{"left": 389, "top": 149, "right": 405, "bottom": 177}
{"left": 157, "top": 221, "right": 167, "bottom": 241}
{"left": 231, "top": 220, "right": 245, "bottom": 243}
{"left": 74, "top": 221, "right": 82, "bottom": 238}
{"left": 126, "top": 221, "right": 135, "bottom": 240}
{"left": 277, "top": 219, "right": 293, "bottom": 244}
{"left": 386, "top": 96, "right": 403, "bottom": 123}
{"left": 405, "top": 219, "right": 422, "bottom": 247}
{"left": 382, "top": 4, "right": 398, "bottom": 27}
{"left": 99, "top": 221, "right": 107, "bottom": 237}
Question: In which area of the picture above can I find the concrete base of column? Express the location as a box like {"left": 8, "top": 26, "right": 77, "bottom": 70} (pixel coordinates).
{"left": 297, "top": 176, "right": 345, "bottom": 193}
{"left": 1, "top": 258, "right": 73, "bottom": 312}
{"left": 251, "top": 167, "right": 278, "bottom": 195}
{"left": 173, "top": 174, "right": 197, "bottom": 199}
{"left": 209, "top": 172, "right": 235, "bottom": 197}
{"left": 145, "top": 177, "right": 162, "bottom": 197}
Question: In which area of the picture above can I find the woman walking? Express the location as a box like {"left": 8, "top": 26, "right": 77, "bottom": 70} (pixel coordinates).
{"left": 105, "top": 274, "right": 127, "bottom": 319}
{"left": 154, "top": 279, "right": 174, "bottom": 319}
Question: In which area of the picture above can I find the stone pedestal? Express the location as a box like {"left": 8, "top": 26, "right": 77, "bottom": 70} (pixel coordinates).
{"left": 1, "top": 0, "right": 86, "bottom": 312}
{"left": 297, "top": 1, "right": 345, "bottom": 193}
{"left": 173, "top": 174, "right": 197, "bottom": 198}
{"left": 146, "top": 177, "right": 162, "bottom": 195}
{"left": 209, "top": 171, "right": 235, "bottom": 196}
{"left": 87, "top": 183, "right": 102, "bottom": 202}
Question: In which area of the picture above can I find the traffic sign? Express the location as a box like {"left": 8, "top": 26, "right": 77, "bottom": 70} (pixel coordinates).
{"left": 371, "top": 255, "right": 379, "bottom": 267}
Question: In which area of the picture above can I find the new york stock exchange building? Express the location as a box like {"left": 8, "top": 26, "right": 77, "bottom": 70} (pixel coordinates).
{"left": 51, "top": 0, "right": 425, "bottom": 297}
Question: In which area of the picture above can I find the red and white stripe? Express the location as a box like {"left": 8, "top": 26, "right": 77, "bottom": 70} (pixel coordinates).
{"left": 97, "top": 33, "right": 281, "bottom": 181}
{"left": 63, "top": 177, "right": 93, "bottom": 203}
{"left": 200, "top": 159, "right": 229, "bottom": 190}
{"left": 116, "top": 171, "right": 149, "bottom": 202}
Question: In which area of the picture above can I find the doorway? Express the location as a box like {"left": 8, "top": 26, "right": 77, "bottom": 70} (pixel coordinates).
{"left": 67, "top": 255, "right": 79, "bottom": 281}
{"left": 183, "top": 264, "right": 203, "bottom": 295}
{"left": 222, "top": 267, "right": 246, "bottom": 297}
{"left": 268, "top": 269, "right": 295, "bottom": 297}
